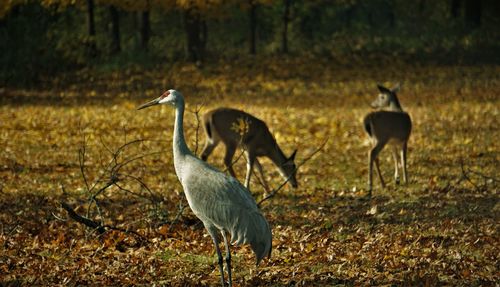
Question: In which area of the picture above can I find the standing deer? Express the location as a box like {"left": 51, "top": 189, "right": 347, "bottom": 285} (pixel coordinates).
{"left": 201, "top": 107, "right": 298, "bottom": 191}
{"left": 363, "top": 84, "right": 412, "bottom": 194}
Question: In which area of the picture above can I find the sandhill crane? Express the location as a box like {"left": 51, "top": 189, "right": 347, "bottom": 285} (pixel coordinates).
{"left": 201, "top": 107, "right": 298, "bottom": 191}
{"left": 363, "top": 84, "right": 412, "bottom": 195}
{"left": 137, "top": 90, "right": 272, "bottom": 287}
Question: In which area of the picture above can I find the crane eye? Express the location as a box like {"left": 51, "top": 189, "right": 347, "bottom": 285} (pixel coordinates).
{"left": 160, "top": 91, "right": 170, "bottom": 99}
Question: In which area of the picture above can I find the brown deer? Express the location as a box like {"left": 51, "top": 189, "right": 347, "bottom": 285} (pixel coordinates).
{"left": 363, "top": 84, "right": 412, "bottom": 194}
{"left": 201, "top": 107, "right": 298, "bottom": 191}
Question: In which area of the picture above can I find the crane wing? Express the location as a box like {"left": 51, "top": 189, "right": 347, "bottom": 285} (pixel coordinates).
{"left": 180, "top": 156, "right": 272, "bottom": 265}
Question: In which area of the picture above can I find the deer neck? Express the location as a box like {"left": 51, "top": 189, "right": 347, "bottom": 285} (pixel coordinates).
{"left": 266, "top": 142, "right": 287, "bottom": 166}
{"left": 389, "top": 97, "right": 404, "bottom": 112}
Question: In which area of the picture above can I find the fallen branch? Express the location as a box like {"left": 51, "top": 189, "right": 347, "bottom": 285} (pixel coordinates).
{"left": 258, "top": 137, "right": 329, "bottom": 207}
{"left": 61, "top": 202, "right": 106, "bottom": 234}
{"left": 467, "top": 167, "right": 499, "bottom": 184}
{"left": 168, "top": 201, "right": 187, "bottom": 233}
{"left": 459, "top": 159, "right": 499, "bottom": 190}
{"left": 61, "top": 201, "right": 148, "bottom": 243}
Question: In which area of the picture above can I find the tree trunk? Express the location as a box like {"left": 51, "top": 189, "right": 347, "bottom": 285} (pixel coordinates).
{"left": 249, "top": 0, "right": 257, "bottom": 55}
{"left": 201, "top": 19, "right": 208, "bottom": 52}
{"left": 388, "top": 6, "right": 395, "bottom": 28}
{"left": 281, "top": 0, "right": 292, "bottom": 54}
{"left": 418, "top": 0, "right": 426, "bottom": 15}
{"left": 465, "top": 0, "right": 481, "bottom": 28}
{"left": 183, "top": 9, "right": 204, "bottom": 62}
{"left": 86, "top": 0, "right": 97, "bottom": 57}
{"left": 140, "top": 10, "right": 150, "bottom": 50}
{"left": 451, "top": 0, "right": 462, "bottom": 18}
{"left": 109, "top": 5, "right": 120, "bottom": 54}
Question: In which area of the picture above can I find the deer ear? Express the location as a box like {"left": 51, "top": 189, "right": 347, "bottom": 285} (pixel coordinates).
{"left": 377, "top": 84, "right": 391, "bottom": 94}
{"left": 391, "top": 83, "right": 401, "bottom": 93}
{"left": 289, "top": 149, "right": 297, "bottom": 161}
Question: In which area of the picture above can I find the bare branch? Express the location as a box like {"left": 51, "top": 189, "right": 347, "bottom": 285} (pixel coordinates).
{"left": 121, "top": 174, "right": 161, "bottom": 202}
{"left": 467, "top": 167, "right": 499, "bottom": 183}
{"left": 102, "top": 224, "right": 149, "bottom": 244}
{"left": 168, "top": 201, "right": 187, "bottom": 233}
{"left": 99, "top": 135, "right": 114, "bottom": 158}
{"left": 222, "top": 148, "right": 246, "bottom": 174}
{"left": 61, "top": 202, "right": 106, "bottom": 234}
{"left": 188, "top": 103, "right": 205, "bottom": 156}
{"left": 459, "top": 159, "right": 479, "bottom": 190}
{"left": 459, "top": 158, "right": 499, "bottom": 190}
{"left": 62, "top": 202, "right": 148, "bottom": 244}
{"left": 113, "top": 151, "right": 163, "bottom": 174}
{"left": 72, "top": 133, "right": 170, "bottom": 242}
{"left": 79, "top": 134, "right": 90, "bottom": 192}
{"left": 258, "top": 137, "right": 329, "bottom": 207}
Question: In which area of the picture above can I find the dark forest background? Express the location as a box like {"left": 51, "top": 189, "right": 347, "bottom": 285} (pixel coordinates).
{"left": 1, "top": 0, "right": 499, "bottom": 86}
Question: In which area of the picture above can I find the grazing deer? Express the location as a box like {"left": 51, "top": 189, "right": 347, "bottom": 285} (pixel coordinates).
{"left": 363, "top": 84, "right": 412, "bottom": 194}
{"left": 201, "top": 107, "right": 298, "bottom": 191}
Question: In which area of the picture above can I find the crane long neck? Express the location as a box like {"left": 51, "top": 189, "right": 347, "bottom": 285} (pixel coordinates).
{"left": 173, "top": 101, "right": 191, "bottom": 159}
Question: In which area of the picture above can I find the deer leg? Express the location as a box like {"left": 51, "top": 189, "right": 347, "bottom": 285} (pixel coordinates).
{"left": 205, "top": 225, "right": 225, "bottom": 287}
{"left": 401, "top": 142, "right": 408, "bottom": 184}
{"left": 369, "top": 143, "right": 385, "bottom": 192}
{"left": 201, "top": 138, "right": 219, "bottom": 161}
{"left": 254, "top": 158, "right": 270, "bottom": 193}
{"left": 223, "top": 144, "right": 237, "bottom": 178}
{"left": 374, "top": 158, "right": 386, "bottom": 188}
{"left": 244, "top": 151, "right": 255, "bottom": 190}
{"left": 221, "top": 230, "right": 232, "bottom": 287}
{"left": 392, "top": 148, "right": 400, "bottom": 185}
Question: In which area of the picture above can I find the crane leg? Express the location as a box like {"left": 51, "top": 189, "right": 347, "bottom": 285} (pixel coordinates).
{"left": 206, "top": 225, "right": 226, "bottom": 286}
{"left": 221, "top": 230, "right": 232, "bottom": 287}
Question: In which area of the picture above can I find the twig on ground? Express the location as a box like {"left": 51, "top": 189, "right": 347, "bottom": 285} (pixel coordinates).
{"left": 168, "top": 201, "right": 187, "bottom": 232}
{"left": 61, "top": 201, "right": 149, "bottom": 243}
{"left": 459, "top": 158, "right": 499, "bottom": 190}
{"left": 258, "top": 137, "right": 329, "bottom": 207}
{"left": 61, "top": 202, "right": 106, "bottom": 234}
{"left": 78, "top": 133, "right": 90, "bottom": 192}
{"left": 73, "top": 129, "right": 165, "bottom": 243}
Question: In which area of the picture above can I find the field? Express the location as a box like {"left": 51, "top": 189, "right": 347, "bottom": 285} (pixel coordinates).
{"left": 1, "top": 58, "right": 499, "bottom": 286}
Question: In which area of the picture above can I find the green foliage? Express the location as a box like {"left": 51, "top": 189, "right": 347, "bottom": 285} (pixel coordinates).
{"left": 0, "top": 3, "right": 67, "bottom": 85}
{"left": 1, "top": 0, "right": 500, "bottom": 86}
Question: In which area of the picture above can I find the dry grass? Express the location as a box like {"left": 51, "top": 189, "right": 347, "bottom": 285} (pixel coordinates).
{"left": 0, "top": 59, "right": 498, "bottom": 286}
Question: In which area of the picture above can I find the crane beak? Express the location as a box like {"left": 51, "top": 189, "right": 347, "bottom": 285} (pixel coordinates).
{"left": 137, "top": 97, "right": 160, "bottom": 110}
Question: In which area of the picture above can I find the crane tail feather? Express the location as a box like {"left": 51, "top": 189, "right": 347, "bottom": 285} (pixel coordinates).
{"left": 227, "top": 210, "right": 272, "bottom": 266}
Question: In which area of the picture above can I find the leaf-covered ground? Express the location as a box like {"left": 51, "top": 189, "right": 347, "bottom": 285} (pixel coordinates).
{"left": 1, "top": 57, "right": 499, "bottom": 286}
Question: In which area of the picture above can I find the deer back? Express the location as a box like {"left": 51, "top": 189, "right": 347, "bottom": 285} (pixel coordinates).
{"left": 364, "top": 111, "right": 412, "bottom": 143}
{"left": 204, "top": 108, "right": 278, "bottom": 156}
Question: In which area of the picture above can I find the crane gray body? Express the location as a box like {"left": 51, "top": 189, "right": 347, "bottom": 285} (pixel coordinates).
{"left": 138, "top": 90, "right": 272, "bottom": 286}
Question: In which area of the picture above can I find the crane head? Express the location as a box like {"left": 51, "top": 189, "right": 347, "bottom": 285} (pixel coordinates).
{"left": 137, "top": 89, "right": 184, "bottom": 110}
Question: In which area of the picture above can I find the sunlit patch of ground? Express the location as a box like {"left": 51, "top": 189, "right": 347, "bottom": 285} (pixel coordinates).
{"left": 0, "top": 61, "right": 498, "bottom": 285}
